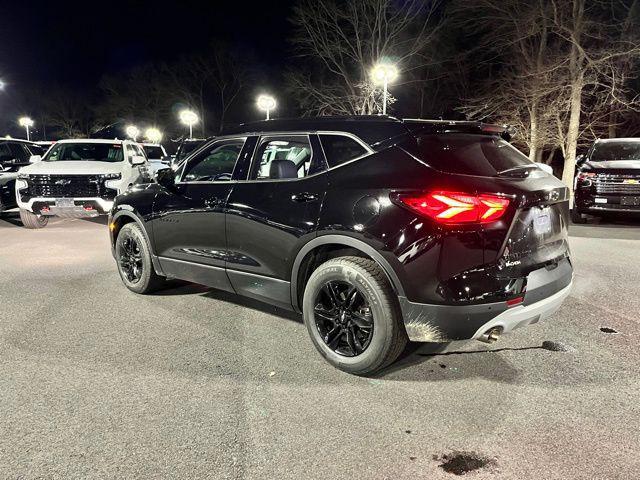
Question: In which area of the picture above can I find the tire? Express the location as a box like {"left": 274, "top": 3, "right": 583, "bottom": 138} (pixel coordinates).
{"left": 115, "top": 222, "right": 165, "bottom": 294}
{"left": 571, "top": 208, "right": 587, "bottom": 224}
{"left": 302, "top": 256, "right": 408, "bottom": 376}
{"left": 19, "top": 209, "right": 48, "bottom": 229}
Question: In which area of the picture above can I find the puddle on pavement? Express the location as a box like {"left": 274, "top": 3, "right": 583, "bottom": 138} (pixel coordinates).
{"left": 600, "top": 327, "right": 619, "bottom": 334}
{"left": 541, "top": 340, "right": 574, "bottom": 352}
{"left": 435, "top": 451, "right": 497, "bottom": 476}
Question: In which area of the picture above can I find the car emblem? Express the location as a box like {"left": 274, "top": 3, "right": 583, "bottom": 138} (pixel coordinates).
{"left": 55, "top": 179, "right": 71, "bottom": 185}
{"left": 623, "top": 179, "right": 639, "bottom": 184}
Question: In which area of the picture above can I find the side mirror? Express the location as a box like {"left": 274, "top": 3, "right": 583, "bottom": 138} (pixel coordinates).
{"left": 131, "top": 155, "right": 146, "bottom": 165}
{"left": 161, "top": 155, "right": 172, "bottom": 164}
{"left": 576, "top": 154, "right": 587, "bottom": 167}
{"left": 29, "top": 155, "right": 42, "bottom": 163}
{"left": 156, "top": 167, "right": 177, "bottom": 188}
{"left": 535, "top": 162, "right": 553, "bottom": 175}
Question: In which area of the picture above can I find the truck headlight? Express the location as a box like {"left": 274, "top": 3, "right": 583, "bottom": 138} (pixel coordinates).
{"left": 103, "top": 173, "right": 122, "bottom": 189}
{"left": 16, "top": 178, "right": 28, "bottom": 190}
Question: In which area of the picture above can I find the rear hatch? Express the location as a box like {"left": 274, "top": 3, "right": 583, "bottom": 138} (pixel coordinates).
{"left": 400, "top": 132, "right": 571, "bottom": 276}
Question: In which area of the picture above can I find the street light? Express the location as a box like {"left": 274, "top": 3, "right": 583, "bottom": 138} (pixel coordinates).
{"left": 145, "top": 127, "right": 162, "bottom": 144}
{"left": 179, "top": 110, "right": 198, "bottom": 139}
{"left": 0, "top": 79, "right": 5, "bottom": 91}
{"left": 257, "top": 95, "right": 276, "bottom": 120}
{"left": 370, "top": 63, "right": 399, "bottom": 115}
{"left": 18, "top": 117, "right": 34, "bottom": 141}
{"left": 125, "top": 125, "right": 140, "bottom": 141}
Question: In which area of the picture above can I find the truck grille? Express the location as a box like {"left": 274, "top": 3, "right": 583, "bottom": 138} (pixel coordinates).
{"left": 26, "top": 174, "right": 111, "bottom": 198}
{"left": 595, "top": 173, "right": 640, "bottom": 195}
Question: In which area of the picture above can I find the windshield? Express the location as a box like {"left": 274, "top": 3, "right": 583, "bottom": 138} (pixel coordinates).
{"left": 143, "top": 145, "right": 165, "bottom": 159}
{"left": 590, "top": 142, "right": 640, "bottom": 162}
{"left": 44, "top": 143, "right": 124, "bottom": 162}
{"left": 401, "top": 133, "right": 532, "bottom": 177}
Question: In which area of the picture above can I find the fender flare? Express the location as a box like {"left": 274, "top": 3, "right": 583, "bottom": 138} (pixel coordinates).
{"left": 111, "top": 209, "right": 165, "bottom": 276}
{"left": 290, "top": 234, "right": 405, "bottom": 312}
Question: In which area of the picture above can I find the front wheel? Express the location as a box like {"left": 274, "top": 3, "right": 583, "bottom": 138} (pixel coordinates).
{"left": 115, "top": 223, "right": 165, "bottom": 294}
{"left": 19, "top": 209, "right": 48, "bottom": 229}
{"left": 302, "top": 256, "right": 407, "bottom": 376}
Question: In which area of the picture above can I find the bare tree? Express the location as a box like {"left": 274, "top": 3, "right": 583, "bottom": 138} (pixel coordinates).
{"left": 287, "top": 0, "right": 442, "bottom": 116}
{"left": 551, "top": 0, "right": 640, "bottom": 189}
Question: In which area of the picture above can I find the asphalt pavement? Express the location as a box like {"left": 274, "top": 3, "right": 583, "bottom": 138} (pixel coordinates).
{"left": 0, "top": 212, "right": 639, "bottom": 479}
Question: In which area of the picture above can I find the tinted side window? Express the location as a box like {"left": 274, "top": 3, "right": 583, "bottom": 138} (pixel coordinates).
{"left": 320, "top": 134, "right": 368, "bottom": 167}
{"left": 402, "top": 133, "right": 531, "bottom": 177}
{"left": 8, "top": 143, "right": 30, "bottom": 162}
{"left": 252, "top": 136, "right": 313, "bottom": 180}
{"left": 0, "top": 142, "right": 13, "bottom": 160}
{"left": 26, "top": 144, "right": 45, "bottom": 156}
{"left": 181, "top": 140, "right": 245, "bottom": 182}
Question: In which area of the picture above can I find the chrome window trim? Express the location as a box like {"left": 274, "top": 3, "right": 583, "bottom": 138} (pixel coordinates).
{"left": 172, "top": 130, "right": 379, "bottom": 185}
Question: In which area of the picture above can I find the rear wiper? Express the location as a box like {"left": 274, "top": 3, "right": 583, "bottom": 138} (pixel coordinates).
{"left": 498, "top": 165, "right": 538, "bottom": 177}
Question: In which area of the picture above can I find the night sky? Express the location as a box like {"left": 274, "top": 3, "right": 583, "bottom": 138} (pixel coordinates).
{"left": 1, "top": 0, "right": 292, "bottom": 86}
{"left": 0, "top": 0, "right": 294, "bottom": 134}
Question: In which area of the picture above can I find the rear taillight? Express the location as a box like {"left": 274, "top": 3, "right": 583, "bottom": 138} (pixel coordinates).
{"left": 397, "top": 191, "right": 510, "bottom": 224}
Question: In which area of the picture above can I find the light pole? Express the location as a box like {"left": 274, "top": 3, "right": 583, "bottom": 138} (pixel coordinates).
{"left": 125, "top": 125, "right": 140, "bottom": 141}
{"left": 19, "top": 117, "right": 34, "bottom": 141}
{"left": 145, "top": 127, "right": 162, "bottom": 144}
{"left": 371, "top": 63, "right": 399, "bottom": 115}
{"left": 179, "top": 110, "right": 199, "bottom": 139}
{"left": 257, "top": 95, "right": 276, "bottom": 120}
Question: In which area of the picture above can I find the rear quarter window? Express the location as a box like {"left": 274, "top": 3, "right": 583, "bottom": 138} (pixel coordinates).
{"left": 402, "top": 133, "right": 532, "bottom": 177}
{"left": 320, "top": 134, "right": 369, "bottom": 167}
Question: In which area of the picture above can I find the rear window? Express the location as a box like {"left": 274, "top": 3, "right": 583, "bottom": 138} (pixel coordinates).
{"left": 590, "top": 142, "right": 640, "bottom": 162}
{"left": 402, "top": 133, "right": 532, "bottom": 177}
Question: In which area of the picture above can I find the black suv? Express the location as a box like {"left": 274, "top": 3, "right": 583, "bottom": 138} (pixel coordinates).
{"left": 109, "top": 117, "right": 572, "bottom": 375}
{"left": 0, "top": 138, "right": 45, "bottom": 213}
{"left": 573, "top": 138, "right": 640, "bottom": 223}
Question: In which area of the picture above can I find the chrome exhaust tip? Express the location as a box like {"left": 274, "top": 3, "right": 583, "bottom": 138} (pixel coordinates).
{"left": 478, "top": 327, "right": 502, "bottom": 344}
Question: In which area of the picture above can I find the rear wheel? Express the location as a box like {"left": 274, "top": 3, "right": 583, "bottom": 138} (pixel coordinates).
{"left": 115, "top": 223, "right": 165, "bottom": 294}
{"left": 302, "top": 256, "right": 407, "bottom": 376}
{"left": 571, "top": 208, "right": 587, "bottom": 224}
{"left": 19, "top": 209, "right": 48, "bottom": 229}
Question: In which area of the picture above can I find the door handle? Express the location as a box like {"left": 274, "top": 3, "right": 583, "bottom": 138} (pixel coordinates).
{"left": 291, "top": 193, "right": 318, "bottom": 203}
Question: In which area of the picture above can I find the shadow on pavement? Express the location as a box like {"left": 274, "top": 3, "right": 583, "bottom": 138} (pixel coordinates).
{"left": 0, "top": 211, "right": 22, "bottom": 227}
{"left": 375, "top": 341, "right": 525, "bottom": 384}
{"left": 154, "top": 281, "right": 303, "bottom": 324}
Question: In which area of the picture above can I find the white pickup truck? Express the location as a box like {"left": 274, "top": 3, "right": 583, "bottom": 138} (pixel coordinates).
{"left": 16, "top": 139, "right": 151, "bottom": 228}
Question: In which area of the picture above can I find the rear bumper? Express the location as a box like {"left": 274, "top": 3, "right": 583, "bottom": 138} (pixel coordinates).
{"left": 399, "top": 257, "right": 573, "bottom": 342}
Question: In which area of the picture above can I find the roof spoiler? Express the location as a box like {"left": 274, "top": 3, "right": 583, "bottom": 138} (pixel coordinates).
{"left": 402, "top": 119, "right": 512, "bottom": 140}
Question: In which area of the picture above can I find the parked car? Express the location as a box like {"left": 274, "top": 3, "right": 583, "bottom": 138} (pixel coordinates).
{"left": 0, "top": 138, "right": 45, "bottom": 213}
{"left": 108, "top": 117, "right": 572, "bottom": 375}
{"left": 573, "top": 138, "right": 640, "bottom": 223}
{"left": 15, "top": 139, "right": 151, "bottom": 228}
{"left": 141, "top": 143, "right": 170, "bottom": 176}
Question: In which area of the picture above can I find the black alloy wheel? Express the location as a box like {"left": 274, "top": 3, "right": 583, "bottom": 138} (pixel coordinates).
{"left": 118, "top": 235, "right": 143, "bottom": 283}
{"left": 314, "top": 280, "right": 374, "bottom": 357}
{"left": 303, "top": 256, "right": 407, "bottom": 375}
